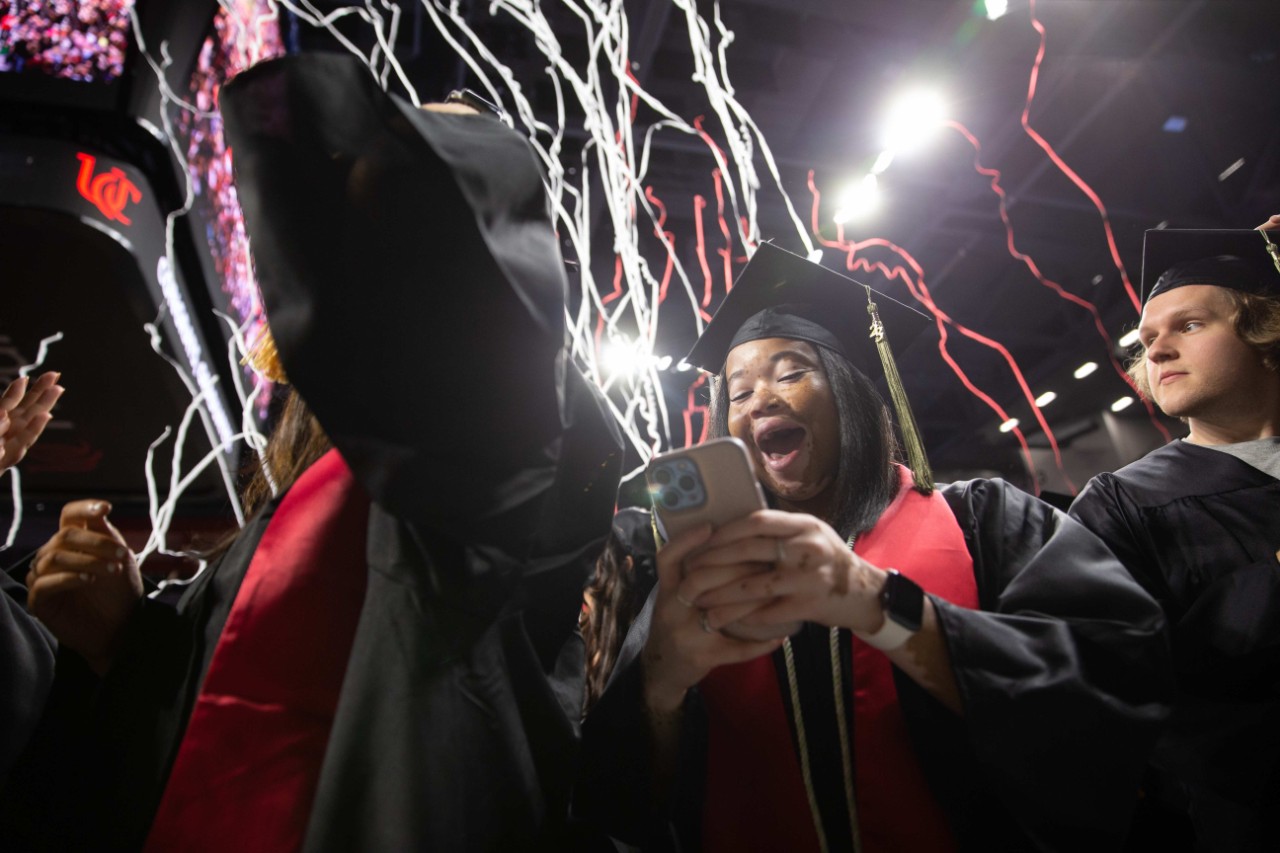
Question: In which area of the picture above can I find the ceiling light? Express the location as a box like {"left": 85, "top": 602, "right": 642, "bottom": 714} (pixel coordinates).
{"left": 1035, "top": 391, "right": 1056, "bottom": 407}
{"left": 998, "top": 417, "right": 1019, "bottom": 433}
{"left": 1119, "top": 330, "right": 1141, "bottom": 348}
{"left": 1073, "top": 361, "right": 1098, "bottom": 379}
{"left": 984, "top": 0, "right": 1009, "bottom": 21}
{"left": 1110, "top": 396, "right": 1134, "bottom": 413}
{"left": 881, "top": 90, "right": 947, "bottom": 154}
{"left": 833, "top": 174, "right": 880, "bottom": 223}
{"left": 655, "top": 355, "right": 673, "bottom": 370}
{"left": 603, "top": 341, "right": 644, "bottom": 376}
{"left": 870, "top": 150, "right": 895, "bottom": 174}
{"left": 1218, "top": 158, "right": 1245, "bottom": 182}
{"left": 807, "top": 249, "right": 824, "bottom": 263}
{"left": 675, "top": 360, "right": 693, "bottom": 372}
{"left": 1162, "top": 115, "right": 1187, "bottom": 133}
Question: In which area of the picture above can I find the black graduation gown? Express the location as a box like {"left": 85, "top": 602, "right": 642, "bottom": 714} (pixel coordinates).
{"left": 577, "top": 479, "right": 1172, "bottom": 852}
{"left": 2, "top": 53, "right": 621, "bottom": 852}
{"left": 0, "top": 569, "right": 55, "bottom": 779}
{"left": 1070, "top": 440, "right": 1280, "bottom": 851}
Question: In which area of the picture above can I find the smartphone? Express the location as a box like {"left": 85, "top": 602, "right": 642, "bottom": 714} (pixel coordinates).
{"left": 646, "top": 437, "right": 766, "bottom": 540}
{"left": 646, "top": 438, "right": 799, "bottom": 641}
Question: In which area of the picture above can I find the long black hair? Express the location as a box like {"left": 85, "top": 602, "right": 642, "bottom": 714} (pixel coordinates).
{"left": 707, "top": 344, "right": 899, "bottom": 540}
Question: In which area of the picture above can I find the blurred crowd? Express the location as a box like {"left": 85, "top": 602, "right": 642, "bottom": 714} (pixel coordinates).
{"left": 0, "top": 0, "right": 132, "bottom": 83}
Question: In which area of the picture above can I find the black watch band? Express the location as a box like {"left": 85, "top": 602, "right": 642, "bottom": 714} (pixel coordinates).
{"left": 855, "top": 569, "right": 924, "bottom": 651}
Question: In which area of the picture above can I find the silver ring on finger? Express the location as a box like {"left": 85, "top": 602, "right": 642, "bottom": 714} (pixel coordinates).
{"left": 699, "top": 609, "right": 715, "bottom": 634}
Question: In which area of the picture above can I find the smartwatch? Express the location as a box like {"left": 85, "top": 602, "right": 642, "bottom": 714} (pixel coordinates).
{"left": 854, "top": 569, "right": 924, "bottom": 652}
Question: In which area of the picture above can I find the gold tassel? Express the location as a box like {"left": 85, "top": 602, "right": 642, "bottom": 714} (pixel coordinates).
{"left": 867, "top": 288, "right": 932, "bottom": 493}
{"left": 1260, "top": 227, "right": 1280, "bottom": 276}
{"left": 241, "top": 326, "right": 290, "bottom": 384}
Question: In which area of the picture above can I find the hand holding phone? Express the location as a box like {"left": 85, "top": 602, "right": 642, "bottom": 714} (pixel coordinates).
{"left": 645, "top": 438, "right": 800, "bottom": 641}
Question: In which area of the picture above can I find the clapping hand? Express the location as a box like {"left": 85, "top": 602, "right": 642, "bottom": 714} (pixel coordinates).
{"left": 0, "top": 371, "right": 63, "bottom": 472}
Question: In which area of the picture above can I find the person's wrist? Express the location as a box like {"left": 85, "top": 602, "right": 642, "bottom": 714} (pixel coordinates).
{"left": 845, "top": 559, "right": 888, "bottom": 633}
{"left": 643, "top": 674, "right": 688, "bottom": 715}
{"left": 854, "top": 569, "right": 925, "bottom": 652}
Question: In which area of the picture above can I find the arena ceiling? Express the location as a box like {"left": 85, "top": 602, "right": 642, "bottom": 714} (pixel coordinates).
{"left": 3, "top": 0, "right": 1279, "bottom": 543}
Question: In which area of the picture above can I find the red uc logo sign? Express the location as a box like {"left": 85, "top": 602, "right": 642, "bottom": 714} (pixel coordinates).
{"left": 75, "top": 152, "right": 142, "bottom": 225}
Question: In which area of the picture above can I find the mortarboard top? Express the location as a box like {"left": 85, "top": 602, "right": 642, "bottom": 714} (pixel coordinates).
{"left": 1141, "top": 228, "right": 1280, "bottom": 306}
{"left": 685, "top": 242, "right": 931, "bottom": 376}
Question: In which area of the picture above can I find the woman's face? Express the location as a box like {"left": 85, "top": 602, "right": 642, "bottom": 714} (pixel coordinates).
{"left": 723, "top": 337, "right": 840, "bottom": 511}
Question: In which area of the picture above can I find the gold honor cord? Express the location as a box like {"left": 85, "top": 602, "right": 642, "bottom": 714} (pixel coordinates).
{"left": 782, "top": 636, "right": 832, "bottom": 853}
{"left": 867, "top": 289, "right": 933, "bottom": 493}
{"left": 781, "top": 534, "right": 863, "bottom": 853}
{"left": 829, "top": 625, "right": 862, "bottom": 853}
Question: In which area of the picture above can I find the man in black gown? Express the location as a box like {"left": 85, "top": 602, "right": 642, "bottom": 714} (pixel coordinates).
{"left": 1070, "top": 223, "right": 1280, "bottom": 851}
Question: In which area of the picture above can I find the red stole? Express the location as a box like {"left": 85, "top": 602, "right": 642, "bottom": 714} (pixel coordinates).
{"left": 700, "top": 466, "right": 978, "bottom": 853}
{"left": 145, "top": 449, "right": 370, "bottom": 853}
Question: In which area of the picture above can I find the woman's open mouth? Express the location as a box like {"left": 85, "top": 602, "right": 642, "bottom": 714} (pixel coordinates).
{"left": 756, "top": 424, "right": 806, "bottom": 471}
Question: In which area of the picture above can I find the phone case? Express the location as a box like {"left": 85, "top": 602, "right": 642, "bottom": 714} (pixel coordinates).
{"left": 646, "top": 437, "right": 766, "bottom": 540}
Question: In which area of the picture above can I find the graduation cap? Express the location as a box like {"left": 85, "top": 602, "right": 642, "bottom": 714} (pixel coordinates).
{"left": 686, "top": 242, "right": 935, "bottom": 491}
{"left": 1142, "top": 228, "right": 1280, "bottom": 306}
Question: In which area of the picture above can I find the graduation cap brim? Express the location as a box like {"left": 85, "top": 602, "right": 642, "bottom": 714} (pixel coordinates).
{"left": 1141, "top": 228, "right": 1280, "bottom": 305}
{"left": 685, "top": 242, "right": 932, "bottom": 376}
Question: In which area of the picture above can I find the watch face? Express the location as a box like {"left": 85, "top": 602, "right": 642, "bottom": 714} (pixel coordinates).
{"left": 883, "top": 570, "right": 925, "bottom": 633}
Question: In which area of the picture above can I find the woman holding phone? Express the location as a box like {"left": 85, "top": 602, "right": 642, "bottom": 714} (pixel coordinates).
{"left": 577, "top": 244, "right": 1172, "bottom": 852}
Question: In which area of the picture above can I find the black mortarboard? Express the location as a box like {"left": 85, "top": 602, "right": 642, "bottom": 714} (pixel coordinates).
{"left": 1141, "top": 228, "right": 1280, "bottom": 306}
{"left": 685, "top": 242, "right": 931, "bottom": 375}
{"left": 686, "top": 242, "right": 935, "bottom": 490}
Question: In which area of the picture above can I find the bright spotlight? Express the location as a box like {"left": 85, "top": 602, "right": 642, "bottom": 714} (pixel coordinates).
{"left": 999, "top": 417, "right": 1020, "bottom": 433}
{"left": 870, "top": 150, "right": 895, "bottom": 175}
{"left": 1073, "top": 361, "right": 1098, "bottom": 379}
{"left": 984, "top": 0, "right": 1009, "bottom": 21}
{"left": 655, "top": 355, "right": 673, "bottom": 371}
{"left": 882, "top": 90, "right": 947, "bottom": 154}
{"left": 1119, "top": 330, "right": 1141, "bottom": 348}
{"left": 1110, "top": 396, "right": 1134, "bottom": 413}
{"left": 1035, "top": 391, "right": 1056, "bottom": 408}
{"left": 833, "top": 174, "right": 880, "bottom": 223}
{"left": 675, "top": 360, "right": 693, "bottom": 373}
{"left": 603, "top": 341, "right": 644, "bottom": 376}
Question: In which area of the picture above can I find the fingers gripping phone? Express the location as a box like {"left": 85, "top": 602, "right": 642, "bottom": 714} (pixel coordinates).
{"left": 645, "top": 438, "right": 798, "bottom": 642}
{"left": 645, "top": 437, "right": 766, "bottom": 540}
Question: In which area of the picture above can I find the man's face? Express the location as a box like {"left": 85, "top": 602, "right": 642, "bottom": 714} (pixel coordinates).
{"left": 1137, "top": 284, "right": 1274, "bottom": 422}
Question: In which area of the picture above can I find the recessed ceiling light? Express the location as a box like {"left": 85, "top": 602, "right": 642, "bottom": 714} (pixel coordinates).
{"left": 1073, "top": 361, "right": 1098, "bottom": 379}
{"left": 1119, "top": 330, "right": 1141, "bottom": 348}
{"left": 999, "top": 417, "right": 1019, "bottom": 433}
{"left": 1110, "top": 396, "right": 1134, "bottom": 413}
{"left": 1035, "top": 391, "right": 1056, "bottom": 407}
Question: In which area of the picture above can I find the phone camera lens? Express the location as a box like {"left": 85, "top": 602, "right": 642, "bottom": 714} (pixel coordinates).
{"left": 655, "top": 468, "right": 672, "bottom": 485}
{"left": 678, "top": 475, "right": 696, "bottom": 492}
{"left": 661, "top": 488, "right": 680, "bottom": 508}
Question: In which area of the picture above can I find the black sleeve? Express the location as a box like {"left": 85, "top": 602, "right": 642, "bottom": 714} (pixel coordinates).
{"left": 220, "top": 54, "right": 582, "bottom": 555}
{"left": 575, "top": 590, "right": 705, "bottom": 851}
{"left": 0, "top": 569, "right": 55, "bottom": 778}
{"left": 926, "top": 479, "right": 1174, "bottom": 851}
{"left": 1069, "top": 474, "right": 1176, "bottom": 613}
